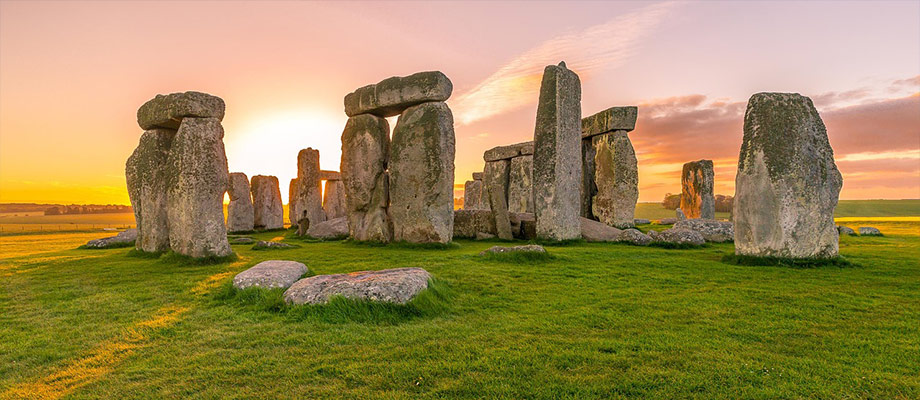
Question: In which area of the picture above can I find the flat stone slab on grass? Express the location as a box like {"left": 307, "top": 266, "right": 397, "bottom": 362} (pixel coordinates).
{"left": 283, "top": 267, "right": 431, "bottom": 305}
{"left": 580, "top": 217, "right": 622, "bottom": 242}
{"left": 648, "top": 229, "right": 705, "bottom": 246}
{"left": 615, "top": 228, "right": 652, "bottom": 246}
{"left": 306, "top": 217, "right": 349, "bottom": 240}
{"left": 479, "top": 244, "right": 546, "bottom": 256}
{"left": 837, "top": 226, "right": 856, "bottom": 236}
{"left": 673, "top": 219, "right": 733, "bottom": 242}
{"left": 252, "top": 241, "right": 298, "bottom": 250}
{"left": 233, "top": 260, "right": 308, "bottom": 290}
{"left": 858, "top": 227, "right": 882, "bottom": 236}
{"left": 85, "top": 229, "right": 138, "bottom": 249}
{"left": 229, "top": 237, "right": 255, "bottom": 244}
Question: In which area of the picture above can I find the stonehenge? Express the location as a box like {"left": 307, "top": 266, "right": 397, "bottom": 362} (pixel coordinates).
{"left": 532, "top": 62, "right": 582, "bottom": 240}
{"left": 483, "top": 158, "right": 513, "bottom": 239}
{"left": 341, "top": 71, "right": 456, "bottom": 243}
{"left": 289, "top": 148, "right": 325, "bottom": 228}
{"left": 680, "top": 160, "right": 715, "bottom": 219}
{"left": 322, "top": 173, "right": 347, "bottom": 220}
{"left": 126, "top": 127, "right": 175, "bottom": 253}
{"left": 227, "top": 172, "right": 254, "bottom": 232}
{"left": 251, "top": 175, "right": 284, "bottom": 230}
{"left": 284, "top": 267, "right": 432, "bottom": 305}
{"left": 733, "top": 93, "right": 842, "bottom": 258}
{"left": 581, "top": 106, "right": 639, "bottom": 229}
{"left": 463, "top": 177, "right": 485, "bottom": 210}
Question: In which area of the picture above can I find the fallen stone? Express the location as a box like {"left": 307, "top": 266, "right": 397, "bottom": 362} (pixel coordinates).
{"left": 615, "top": 229, "right": 652, "bottom": 246}
{"left": 657, "top": 218, "right": 677, "bottom": 225}
{"left": 533, "top": 62, "right": 582, "bottom": 240}
{"left": 290, "top": 148, "right": 325, "bottom": 228}
{"left": 673, "top": 219, "right": 733, "bottom": 242}
{"left": 680, "top": 160, "right": 715, "bottom": 219}
{"left": 341, "top": 114, "right": 392, "bottom": 242}
{"left": 284, "top": 267, "right": 431, "bottom": 305}
{"left": 137, "top": 91, "right": 225, "bottom": 130}
{"left": 837, "top": 226, "right": 856, "bottom": 236}
{"left": 634, "top": 218, "right": 651, "bottom": 225}
{"left": 592, "top": 131, "right": 638, "bottom": 228}
{"left": 734, "top": 93, "right": 842, "bottom": 258}
{"left": 483, "top": 141, "right": 534, "bottom": 162}
{"left": 580, "top": 217, "right": 622, "bottom": 242}
{"left": 233, "top": 260, "right": 307, "bottom": 290}
{"left": 85, "top": 229, "right": 138, "bottom": 249}
{"left": 126, "top": 128, "right": 175, "bottom": 253}
{"left": 319, "top": 170, "right": 341, "bottom": 181}
{"left": 389, "top": 101, "right": 455, "bottom": 243}
{"left": 581, "top": 106, "right": 638, "bottom": 138}
{"left": 858, "top": 227, "right": 882, "bottom": 236}
{"left": 479, "top": 244, "right": 547, "bottom": 255}
{"left": 250, "top": 175, "right": 284, "bottom": 230}
{"left": 252, "top": 241, "right": 298, "bottom": 250}
{"left": 306, "top": 217, "right": 349, "bottom": 240}
{"left": 227, "top": 172, "right": 254, "bottom": 233}
{"left": 230, "top": 237, "right": 255, "bottom": 244}
{"left": 649, "top": 228, "right": 705, "bottom": 246}
{"left": 484, "top": 159, "right": 512, "bottom": 239}
{"left": 322, "top": 179, "right": 347, "bottom": 220}
{"left": 453, "top": 209, "right": 497, "bottom": 238}
{"left": 344, "top": 71, "right": 452, "bottom": 118}
{"left": 508, "top": 155, "right": 534, "bottom": 214}
{"left": 476, "top": 232, "right": 496, "bottom": 240}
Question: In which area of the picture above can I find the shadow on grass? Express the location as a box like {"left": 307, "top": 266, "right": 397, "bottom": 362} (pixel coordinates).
{"left": 126, "top": 248, "right": 166, "bottom": 259}
{"left": 213, "top": 278, "right": 454, "bottom": 325}
{"left": 722, "top": 254, "right": 858, "bottom": 268}
{"left": 159, "top": 250, "right": 239, "bottom": 265}
{"left": 533, "top": 238, "right": 586, "bottom": 247}
{"left": 343, "top": 239, "right": 461, "bottom": 250}
{"left": 77, "top": 241, "right": 136, "bottom": 250}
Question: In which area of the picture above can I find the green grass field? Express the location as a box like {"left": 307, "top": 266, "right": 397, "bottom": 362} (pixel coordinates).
{"left": 1, "top": 218, "right": 918, "bottom": 399}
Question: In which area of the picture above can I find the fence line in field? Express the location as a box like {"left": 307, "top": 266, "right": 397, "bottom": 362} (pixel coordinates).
{"left": 0, "top": 224, "right": 136, "bottom": 233}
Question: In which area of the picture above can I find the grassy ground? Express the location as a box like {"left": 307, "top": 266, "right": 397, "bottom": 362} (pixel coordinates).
{"left": 1, "top": 220, "right": 918, "bottom": 399}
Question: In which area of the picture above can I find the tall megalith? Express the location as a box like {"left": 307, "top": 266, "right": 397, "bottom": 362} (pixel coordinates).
{"left": 227, "top": 172, "right": 254, "bottom": 232}
{"left": 592, "top": 131, "right": 639, "bottom": 228}
{"left": 341, "top": 114, "right": 392, "bottom": 242}
{"left": 126, "top": 128, "right": 175, "bottom": 253}
{"left": 251, "top": 175, "right": 284, "bottom": 230}
{"left": 290, "top": 148, "right": 325, "bottom": 228}
{"left": 680, "top": 160, "right": 715, "bottom": 219}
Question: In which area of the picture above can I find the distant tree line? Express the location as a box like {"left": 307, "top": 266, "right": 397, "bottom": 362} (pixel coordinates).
{"left": 661, "top": 193, "right": 734, "bottom": 212}
{"left": 43, "top": 204, "right": 133, "bottom": 215}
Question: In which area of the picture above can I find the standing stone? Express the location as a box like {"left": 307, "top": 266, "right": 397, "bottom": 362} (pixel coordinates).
{"left": 322, "top": 179, "right": 347, "bottom": 219}
{"left": 484, "top": 160, "right": 512, "bottom": 239}
{"left": 581, "top": 137, "right": 597, "bottom": 219}
{"left": 341, "top": 114, "right": 392, "bottom": 242}
{"left": 734, "top": 93, "right": 843, "bottom": 258}
{"left": 227, "top": 172, "right": 254, "bottom": 232}
{"left": 288, "top": 178, "right": 299, "bottom": 227}
{"left": 389, "top": 102, "right": 455, "bottom": 243}
{"left": 508, "top": 155, "right": 533, "bottom": 213}
{"left": 125, "top": 128, "right": 175, "bottom": 253}
{"left": 680, "top": 160, "right": 715, "bottom": 219}
{"left": 532, "top": 62, "right": 582, "bottom": 240}
{"left": 290, "top": 148, "right": 325, "bottom": 227}
{"left": 591, "top": 131, "right": 638, "bottom": 228}
{"left": 463, "top": 179, "right": 484, "bottom": 210}
{"left": 165, "top": 117, "right": 232, "bottom": 258}
{"left": 250, "top": 175, "right": 284, "bottom": 230}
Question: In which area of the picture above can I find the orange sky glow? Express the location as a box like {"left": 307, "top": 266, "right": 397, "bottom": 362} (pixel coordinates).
{"left": 1, "top": 1, "right": 918, "bottom": 205}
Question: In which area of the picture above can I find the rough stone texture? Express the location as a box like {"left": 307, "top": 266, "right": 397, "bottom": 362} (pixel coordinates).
{"left": 676, "top": 209, "right": 687, "bottom": 220}
{"left": 126, "top": 128, "right": 175, "bottom": 253}
{"left": 615, "top": 229, "right": 652, "bottom": 246}
{"left": 510, "top": 212, "right": 537, "bottom": 240}
{"left": 680, "top": 160, "right": 715, "bottom": 219}
{"left": 250, "top": 175, "right": 284, "bottom": 230}
{"left": 284, "top": 267, "right": 431, "bottom": 305}
{"left": 580, "top": 217, "right": 622, "bottom": 242}
{"left": 483, "top": 141, "right": 534, "bottom": 162}
{"left": 85, "top": 229, "right": 138, "bottom": 249}
{"left": 306, "top": 217, "right": 349, "bottom": 240}
{"left": 508, "top": 155, "right": 534, "bottom": 214}
{"left": 323, "top": 179, "right": 347, "bottom": 219}
{"left": 673, "top": 219, "right": 733, "bottom": 242}
{"left": 288, "top": 178, "right": 299, "bottom": 228}
{"left": 344, "top": 71, "right": 452, "bottom": 118}
{"left": 581, "top": 106, "right": 638, "bottom": 138}
{"left": 649, "top": 229, "right": 705, "bottom": 246}
{"left": 320, "top": 170, "right": 341, "bottom": 181}
{"left": 476, "top": 232, "right": 495, "bottom": 240}
{"left": 388, "top": 102, "right": 456, "bottom": 243}
{"left": 837, "top": 226, "right": 856, "bottom": 236}
{"left": 479, "top": 244, "right": 546, "bottom": 255}
{"left": 165, "top": 117, "right": 232, "bottom": 258}
{"left": 592, "top": 131, "right": 638, "bottom": 229}
{"left": 634, "top": 218, "right": 651, "bottom": 225}
{"left": 532, "top": 62, "right": 582, "bottom": 240}
{"left": 472, "top": 172, "right": 483, "bottom": 180}
{"left": 230, "top": 237, "right": 255, "bottom": 244}
{"left": 252, "top": 240, "right": 298, "bottom": 249}
{"left": 453, "top": 209, "right": 497, "bottom": 238}
{"left": 656, "top": 218, "right": 677, "bottom": 225}
{"left": 484, "top": 160, "right": 512, "bottom": 239}
{"left": 290, "top": 148, "right": 325, "bottom": 227}
{"left": 233, "top": 260, "right": 307, "bottom": 290}
{"left": 137, "top": 91, "right": 225, "bottom": 130}
{"left": 734, "top": 93, "right": 843, "bottom": 258}
{"left": 858, "top": 227, "right": 882, "bottom": 236}
{"left": 463, "top": 179, "right": 484, "bottom": 210}
{"left": 581, "top": 138, "right": 597, "bottom": 219}
{"left": 341, "top": 114, "right": 392, "bottom": 242}
{"left": 227, "top": 172, "right": 254, "bottom": 233}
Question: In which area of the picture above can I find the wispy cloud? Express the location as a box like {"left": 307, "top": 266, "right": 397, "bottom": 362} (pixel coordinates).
{"left": 450, "top": 1, "right": 678, "bottom": 126}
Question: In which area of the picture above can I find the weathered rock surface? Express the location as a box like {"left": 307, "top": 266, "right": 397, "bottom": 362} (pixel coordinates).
{"left": 233, "top": 260, "right": 307, "bottom": 290}
{"left": 252, "top": 241, "right": 298, "bottom": 250}
{"left": 656, "top": 218, "right": 678, "bottom": 225}
{"left": 592, "top": 131, "right": 638, "bottom": 228}
{"left": 673, "top": 219, "right": 733, "bottom": 242}
{"left": 858, "top": 227, "right": 882, "bottom": 236}
{"left": 389, "top": 102, "right": 455, "bottom": 243}
{"left": 734, "top": 93, "right": 842, "bottom": 258}
{"left": 165, "top": 117, "right": 232, "bottom": 258}
{"left": 284, "top": 267, "right": 431, "bottom": 305}
{"left": 649, "top": 228, "right": 705, "bottom": 246}
{"left": 508, "top": 155, "right": 533, "bottom": 214}
{"left": 319, "top": 170, "right": 341, "bottom": 181}
{"left": 290, "top": 148, "right": 325, "bottom": 227}
{"left": 227, "top": 172, "right": 254, "bottom": 232}
{"left": 229, "top": 237, "right": 255, "bottom": 244}
{"left": 510, "top": 212, "right": 537, "bottom": 240}
{"left": 322, "top": 179, "right": 347, "bottom": 220}
{"left": 582, "top": 106, "right": 638, "bottom": 138}
{"left": 453, "top": 209, "right": 497, "bottom": 238}
{"left": 306, "top": 217, "right": 349, "bottom": 240}
{"left": 341, "top": 114, "right": 392, "bottom": 242}
{"left": 581, "top": 137, "right": 597, "bottom": 219}
{"left": 137, "top": 91, "right": 225, "bottom": 130}
{"left": 250, "top": 175, "right": 284, "bottom": 230}
{"left": 463, "top": 179, "right": 484, "bottom": 210}
{"left": 472, "top": 172, "right": 483, "bottom": 180}
{"left": 615, "top": 229, "right": 652, "bottom": 246}
{"left": 532, "top": 62, "right": 582, "bottom": 240}
{"left": 344, "top": 71, "right": 452, "bottom": 118}
{"left": 483, "top": 141, "right": 534, "bottom": 162}
{"left": 837, "top": 226, "right": 856, "bottom": 236}
{"left": 484, "top": 159, "right": 512, "bottom": 239}
{"left": 680, "top": 160, "right": 715, "bottom": 219}
{"left": 476, "top": 232, "right": 495, "bottom": 240}
{"left": 580, "top": 217, "right": 622, "bottom": 242}
{"left": 479, "top": 244, "right": 546, "bottom": 255}
{"left": 676, "top": 209, "right": 687, "bottom": 220}
{"left": 126, "top": 128, "right": 175, "bottom": 253}
{"left": 634, "top": 218, "right": 651, "bottom": 225}
{"left": 85, "top": 229, "right": 138, "bottom": 249}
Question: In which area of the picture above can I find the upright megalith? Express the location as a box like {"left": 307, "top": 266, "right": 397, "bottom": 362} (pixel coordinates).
{"left": 581, "top": 106, "right": 639, "bottom": 227}
{"left": 227, "top": 172, "right": 254, "bottom": 232}
{"left": 323, "top": 178, "right": 347, "bottom": 220}
{"left": 344, "top": 71, "right": 452, "bottom": 118}
{"left": 680, "top": 160, "right": 715, "bottom": 219}
{"left": 484, "top": 159, "right": 512, "bottom": 239}
{"left": 341, "top": 114, "right": 392, "bottom": 242}
{"left": 532, "top": 62, "right": 582, "bottom": 240}
{"left": 389, "top": 101, "right": 455, "bottom": 243}
{"left": 463, "top": 178, "right": 484, "bottom": 210}
{"left": 165, "top": 117, "right": 232, "bottom": 258}
{"left": 126, "top": 128, "right": 175, "bottom": 253}
{"left": 733, "top": 92, "right": 843, "bottom": 258}
{"left": 290, "top": 148, "right": 325, "bottom": 228}
{"left": 250, "top": 175, "right": 284, "bottom": 230}
{"left": 508, "top": 155, "right": 534, "bottom": 214}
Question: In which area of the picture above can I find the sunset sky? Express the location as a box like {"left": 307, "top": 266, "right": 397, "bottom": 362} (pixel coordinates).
{"left": 1, "top": 0, "right": 918, "bottom": 205}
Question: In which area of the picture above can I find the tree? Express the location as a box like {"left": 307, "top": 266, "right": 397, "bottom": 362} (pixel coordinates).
{"left": 661, "top": 193, "right": 681, "bottom": 210}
